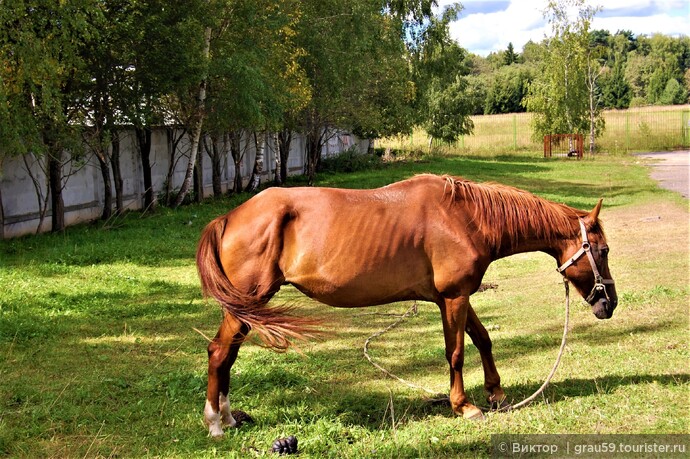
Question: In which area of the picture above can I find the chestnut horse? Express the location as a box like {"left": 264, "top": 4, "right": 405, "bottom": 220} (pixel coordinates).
{"left": 196, "top": 174, "right": 617, "bottom": 436}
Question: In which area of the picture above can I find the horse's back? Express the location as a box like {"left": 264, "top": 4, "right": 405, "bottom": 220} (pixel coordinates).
{"left": 218, "top": 176, "right": 480, "bottom": 306}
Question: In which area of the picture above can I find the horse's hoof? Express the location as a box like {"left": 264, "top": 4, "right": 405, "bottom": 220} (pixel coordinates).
{"left": 490, "top": 399, "right": 512, "bottom": 411}
{"left": 463, "top": 405, "right": 486, "bottom": 421}
{"left": 205, "top": 400, "right": 225, "bottom": 437}
{"left": 208, "top": 424, "right": 224, "bottom": 438}
{"left": 488, "top": 393, "right": 511, "bottom": 411}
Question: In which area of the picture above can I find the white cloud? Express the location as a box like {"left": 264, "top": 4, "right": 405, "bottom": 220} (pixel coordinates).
{"left": 443, "top": 0, "right": 690, "bottom": 56}
{"left": 448, "top": 1, "right": 547, "bottom": 56}
{"left": 592, "top": 14, "right": 690, "bottom": 38}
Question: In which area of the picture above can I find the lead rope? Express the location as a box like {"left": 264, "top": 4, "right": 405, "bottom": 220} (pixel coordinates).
{"left": 363, "top": 280, "right": 571, "bottom": 412}
{"left": 497, "top": 279, "right": 570, "bottom": 411}
{"left": 363, "top": 301, "right": 440, "bottom": 396}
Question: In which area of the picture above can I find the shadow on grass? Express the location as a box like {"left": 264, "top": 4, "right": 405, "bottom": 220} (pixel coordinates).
{"left": 502, "top": 372, "right": 689, "bottom": 405}
{"left": 229, "top": 365, "right": 688, "bottom": 429}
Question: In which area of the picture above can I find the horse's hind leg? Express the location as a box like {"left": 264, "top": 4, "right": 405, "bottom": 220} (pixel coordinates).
{"left": 205, "top": 313, "right": 248, "bottom": 437}
{"left": 465, "top": 305, "right": 506, "bottom": 408}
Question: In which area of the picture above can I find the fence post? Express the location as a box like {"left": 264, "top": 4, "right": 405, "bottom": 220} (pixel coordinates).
{"left": 625, "top": 111, "right": 630, "bottom": 153}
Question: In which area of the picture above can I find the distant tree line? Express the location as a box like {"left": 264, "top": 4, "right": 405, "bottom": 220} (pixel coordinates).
{"left": 464, "top": 30, "right": 690, "bottom": 116}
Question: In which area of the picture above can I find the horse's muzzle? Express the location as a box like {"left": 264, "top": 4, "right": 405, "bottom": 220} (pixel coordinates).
{"left": 592, "top": 297, "right": 615, "bottom": 319}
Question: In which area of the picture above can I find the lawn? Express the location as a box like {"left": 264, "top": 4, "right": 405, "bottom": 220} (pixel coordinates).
{"left": 0, "top": 153, "right": 688, "bottom": 457}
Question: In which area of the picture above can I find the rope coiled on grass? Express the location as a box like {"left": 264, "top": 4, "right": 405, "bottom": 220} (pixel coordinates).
{"left": 363, "top": 280, "right": 571, "bottom": 412}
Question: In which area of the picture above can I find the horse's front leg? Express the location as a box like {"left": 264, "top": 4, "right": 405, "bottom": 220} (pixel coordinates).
{"left": 465, "top": 305, "right": 507, "bottom": 408}
{"left": 438, "top": 296, "right": 485, "bottom": 420}
{"left": 205, "top": 313, "right": 248, "bottom": 437}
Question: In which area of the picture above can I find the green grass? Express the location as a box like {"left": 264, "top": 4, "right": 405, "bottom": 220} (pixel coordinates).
{"left": 0, "top": 153, "right": 688, "bottom": 457}
{"left": 379, "top": 105, "right": 690, "bottom": 154}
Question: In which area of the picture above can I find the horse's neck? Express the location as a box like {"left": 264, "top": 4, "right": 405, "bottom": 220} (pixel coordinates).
{"left": 491, "top": 224, "right": 571, "bottom": 262}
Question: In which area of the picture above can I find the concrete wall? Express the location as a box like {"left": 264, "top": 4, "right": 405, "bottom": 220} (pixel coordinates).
{"left": 1, "top": 127, "right": 368, "bottom": 238}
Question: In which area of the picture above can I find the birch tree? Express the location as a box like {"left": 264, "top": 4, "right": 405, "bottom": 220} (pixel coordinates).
{"left": 120, "top": 0, "right": 209, "bottom": 210}
{"left": 173, "top": 25, "right": 212, "bottom": 207}
{"left": 524, "top": 0, "right": 605, "bottom": 150}
{"left": 205, "top": 0, "right": 308, "bottom": 192}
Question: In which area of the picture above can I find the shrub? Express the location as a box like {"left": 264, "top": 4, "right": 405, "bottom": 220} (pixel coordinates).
{"left": 319, "top": 147, "right": 383, "bottom": 173}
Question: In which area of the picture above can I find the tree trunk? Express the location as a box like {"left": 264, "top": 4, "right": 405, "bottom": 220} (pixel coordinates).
{"left": 193, "top": 142, "right": 203, "bottom": 203}
{"left": 589, "top": 96, "right": 596, "bottom": 155}
{"left": 48, "top": 149, "right": 65, "bottom": 232}
{"left": 95, "top": 150, "right": 112, "bottom": 220}
{"left": 0, "top": 180, "right": 4, "bottom": 240}
{"left": 111, "top": 131, "right": 124, "bottom": 214}
{"left": 278, "top": 129, "right": 292, "bottom": 185}
{"left": 164, "top": 126, "right": 178, "bottom": 206}
{"left": 588, "top": 58, "right": 598, "bottom": 156}
{"left": 22, "top": 153, "right": 49, "bottom": 234}
{"left": 273, "top": 133, "right": 282, "bottom": 186}
{"left": 229, "top": 131, "right": 243, "bottom": 194}
{"left": 305, "top": 127, "right": 322, "bottom": 186}
{"left": 135, "top": 126, "right": 155, "bottom": 211}
{"left": 245, "top": 132, "right": 264, "bottom": 192}
{"left": 174, "top": 26, "right": 211, "bottom": 208}
{"left": 206, "top": 134, "right": 222, "bottom": 196}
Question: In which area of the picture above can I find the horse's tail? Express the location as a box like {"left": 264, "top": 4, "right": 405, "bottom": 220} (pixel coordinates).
{"left": 196, "top": 215, "right": 321, "bottom": 351}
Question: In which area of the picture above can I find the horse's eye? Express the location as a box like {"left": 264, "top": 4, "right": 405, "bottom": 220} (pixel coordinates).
{"left": 601, "top": 247, "right": 609, "bottom": 257}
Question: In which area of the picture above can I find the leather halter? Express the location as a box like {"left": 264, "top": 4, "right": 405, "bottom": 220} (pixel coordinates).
{"left": 556, "top": 218, "right": 615, "bottom": 304}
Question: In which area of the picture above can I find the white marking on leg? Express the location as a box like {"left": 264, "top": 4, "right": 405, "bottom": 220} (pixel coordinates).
{"left": 219, "top": 393, "right": 236, "bottom": 427}
{"left": 204, "top": 399, "right": 224, "bottom": 437}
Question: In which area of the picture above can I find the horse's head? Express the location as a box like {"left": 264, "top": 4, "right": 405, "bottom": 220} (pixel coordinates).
{"left": 557, "top": 199, "right": 618, "bottom": 319}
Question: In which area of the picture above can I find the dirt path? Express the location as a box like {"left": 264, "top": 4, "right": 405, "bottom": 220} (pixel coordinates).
{"left": 637, "top": 150, "right": 689, "bottom": 199}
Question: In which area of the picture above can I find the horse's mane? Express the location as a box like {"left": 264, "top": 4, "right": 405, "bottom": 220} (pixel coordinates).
{"left": 432, "top": 174, "right": 595, "bottom": 252}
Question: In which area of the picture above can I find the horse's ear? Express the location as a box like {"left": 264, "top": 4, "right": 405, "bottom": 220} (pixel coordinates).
{"left": 585, "top": 198, "right": 603, "bottom": 227}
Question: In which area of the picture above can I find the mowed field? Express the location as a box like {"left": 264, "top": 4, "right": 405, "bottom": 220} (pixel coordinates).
{"left": 0, "top": 152, "right": 688, "bottom": 457}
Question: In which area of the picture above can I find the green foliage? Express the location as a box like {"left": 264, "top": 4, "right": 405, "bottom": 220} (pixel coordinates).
{"left": 503, "top": 42, "right": 519, "bottom": 65}
{"left": 205, "top": 0, "right": 309, "bottom": 134}
{"left": 318, "top": 147, "right": 383, "bottom": 173}
{"left": 467, "top": 26, "right": 687, "bottom": 118}
{"left": 464, "top": 75, "right": 489, "bottom": 115}
{"left": 600, "top": 60, "right": 632, "bottom": 109}
{"left": 413, "top": 4, "right": 474, "bottom": 143}
{"left": 659, "top": 78, "right": 688, "bottom": 105}
{"left": 524, "top": 0, "right": 603, "bottom": 140}
{"left": 622, "top": 34, "right": 690, "bottom": 106}
{"left": 0, "top": 0, "right": 98, "bottom": 156}
{"left": 295, "top": 0, "right": 433, "bottom": 184}
{"left": 424, "top": 76, "right": 475, "bottom": 143}
{"left": 484, "top": 65, "right": 532, "bottom": 114}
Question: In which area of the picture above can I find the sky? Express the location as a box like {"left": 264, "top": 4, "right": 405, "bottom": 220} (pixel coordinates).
{"left": 436, "top": 0, "right": 690, "bottom": 56}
